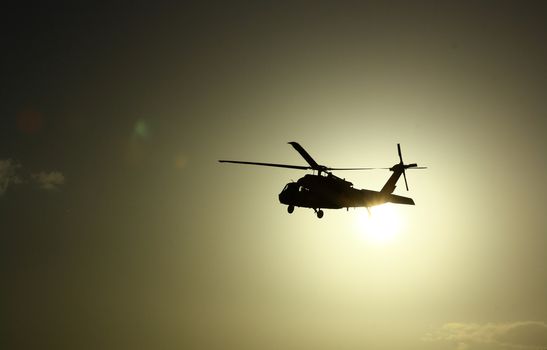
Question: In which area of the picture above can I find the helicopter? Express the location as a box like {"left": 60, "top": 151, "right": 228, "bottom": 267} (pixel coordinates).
{"left": 219, "top": 142, "right": 426, "bottom": 218}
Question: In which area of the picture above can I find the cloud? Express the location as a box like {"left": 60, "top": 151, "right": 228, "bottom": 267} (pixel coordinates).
{"left": 0, "top": 159, "right": 22, "bottom": 195}
{"left": 0, "top": 159, "right": 66, "bottom": 194}
{"left": 32, "top": 171, "right": 65, "bottom": 190}
{"left": 423, "top": 321, "right": 547, "bottom": 350}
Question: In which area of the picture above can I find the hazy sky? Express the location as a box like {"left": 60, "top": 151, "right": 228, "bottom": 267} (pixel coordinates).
{"left": 2, "top": 2, "right": 546, "bottom": 349}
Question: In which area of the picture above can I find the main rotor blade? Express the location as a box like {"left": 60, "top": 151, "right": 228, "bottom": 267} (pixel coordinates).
{"left": 327, "top": 167, "right": 381, "bottom": 170}
{"left": 218, "top": 160, "right": 310, "bottom": 170}
{"left": 288, "top": 142, "right": 321, "bottom": 170}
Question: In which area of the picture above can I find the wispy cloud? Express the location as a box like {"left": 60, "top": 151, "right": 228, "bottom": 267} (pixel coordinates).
{"left": 0, "top": 159, "right": 65, "bottom": 195}
{"left": 32, "top": 171, "right": 65, "bottom": 190}
{"left": 423, "top": 321, "right": 547, "bottom": 350}
{"left": 0, "top": 159, "right": 22, "bottom": 195}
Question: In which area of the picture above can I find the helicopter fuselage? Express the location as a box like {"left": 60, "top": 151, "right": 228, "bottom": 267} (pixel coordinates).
{"left": 278, "top": 173, "right": 388, "bottom": 210}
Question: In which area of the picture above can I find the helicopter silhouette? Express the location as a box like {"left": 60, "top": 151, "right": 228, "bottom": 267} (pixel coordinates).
{"left": 219, "top": 142, "right": 426, "bottom": 218}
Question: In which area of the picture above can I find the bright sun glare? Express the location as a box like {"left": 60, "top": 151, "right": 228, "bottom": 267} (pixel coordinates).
{"left": 355, "top": 204, "right": 402, "bottom": 244}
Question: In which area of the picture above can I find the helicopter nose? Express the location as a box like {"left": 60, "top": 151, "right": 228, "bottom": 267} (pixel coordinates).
{"left": 278, "top": 188, "right": 289, "bottom": 204}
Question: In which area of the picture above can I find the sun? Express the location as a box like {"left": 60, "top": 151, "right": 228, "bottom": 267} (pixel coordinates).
{"left": 354, "top": 204, "right": 402, "bottom": 244}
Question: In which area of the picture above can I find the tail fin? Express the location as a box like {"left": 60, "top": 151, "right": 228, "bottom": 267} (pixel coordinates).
{"left": 381, "top": 167, "right": 404, "bottom": 194}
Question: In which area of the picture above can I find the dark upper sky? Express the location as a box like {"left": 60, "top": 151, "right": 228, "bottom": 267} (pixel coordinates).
{"left": 2, "top": 2, "right": 547, "bottom": 350}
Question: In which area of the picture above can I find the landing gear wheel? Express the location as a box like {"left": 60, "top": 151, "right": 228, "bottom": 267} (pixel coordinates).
{"left": 316, "top": 209, "right": 324, "bottom": 219}
{"left": 287, "top": 205, "right": 294, "bottom": 214}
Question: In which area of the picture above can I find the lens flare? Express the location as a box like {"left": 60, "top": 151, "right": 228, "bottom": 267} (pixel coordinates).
{"left": 17, "top": 109, "right": 43, "bottom": 134}
{"left": 355, "top": 204, "right": 402, "bottom": 244}
{"left": 133, "top": 118, "right": 149, "bottom": 139}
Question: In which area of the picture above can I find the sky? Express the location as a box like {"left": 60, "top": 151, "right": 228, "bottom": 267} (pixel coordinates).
{"left": 1, "top": 2, "right": 546, "bottom": 349}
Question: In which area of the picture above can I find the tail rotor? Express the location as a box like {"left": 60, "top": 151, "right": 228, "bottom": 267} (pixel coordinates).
{"left": 392, "top": 143, "right": 426, "bottom": 191}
